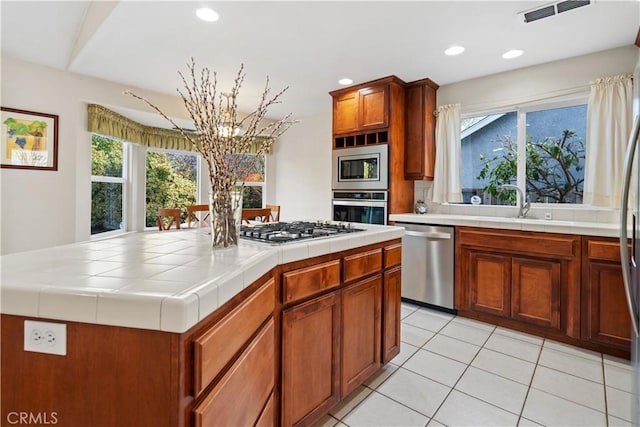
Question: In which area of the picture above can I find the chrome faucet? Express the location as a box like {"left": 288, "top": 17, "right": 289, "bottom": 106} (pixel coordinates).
{"left": 497, "top": 184, "right": 530, "bottom": 218}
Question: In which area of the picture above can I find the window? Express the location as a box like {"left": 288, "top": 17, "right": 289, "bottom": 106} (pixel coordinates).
{"left": 91, "top": 134, "right": 126, "bottom": 235}
{"left": 234, "top": 153, "right": 266, "bottom": 209}
{"left": 145, "top": 149, "right": 198, "bottom": 227}
{"left": 461, "top": 101, "right": 586, "bottom": 205}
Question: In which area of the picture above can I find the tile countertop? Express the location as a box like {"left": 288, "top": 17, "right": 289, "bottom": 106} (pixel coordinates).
{"left": 389, "top": 213, "right": 624, "bottom": 238}
{"left": 1, "top": 224, "right": 404, "bottom": 333}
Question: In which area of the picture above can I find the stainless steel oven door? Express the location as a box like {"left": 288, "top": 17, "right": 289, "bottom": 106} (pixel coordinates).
{"left": 332, "top": 145, "right": 388, "bottom": 190}
{"left": 332, "top": 199, "right": 387, "bottom": 225}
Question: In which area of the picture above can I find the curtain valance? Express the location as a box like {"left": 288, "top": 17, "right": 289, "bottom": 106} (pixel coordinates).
{"left": 87, "top": 104, "right": 272, "bottom": 154}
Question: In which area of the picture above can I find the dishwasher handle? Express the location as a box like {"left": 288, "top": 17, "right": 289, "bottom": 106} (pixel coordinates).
{"left": 404, "top": 230, "right": 451, "bottom": 240}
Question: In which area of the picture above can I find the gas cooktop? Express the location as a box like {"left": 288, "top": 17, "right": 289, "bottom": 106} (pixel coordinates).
{"left": 239, "top": 221, "right": 364, "bottom": 244}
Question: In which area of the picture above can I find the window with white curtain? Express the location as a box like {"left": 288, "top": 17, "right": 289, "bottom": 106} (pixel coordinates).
{"left": 91, "top": 134, "right": 127, "bottom": 235}
{"left": 460, "top": 100, "right": 587, "bottom": 205}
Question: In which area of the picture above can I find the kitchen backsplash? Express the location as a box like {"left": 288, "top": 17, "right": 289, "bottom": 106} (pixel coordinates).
{"left": 413, "top": 180, "right": 620, "bottom": 224}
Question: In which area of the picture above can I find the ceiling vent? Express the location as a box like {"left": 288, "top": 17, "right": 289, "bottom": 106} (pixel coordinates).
{"left": 519, "top": 0, "right": 592, "bottom": 23}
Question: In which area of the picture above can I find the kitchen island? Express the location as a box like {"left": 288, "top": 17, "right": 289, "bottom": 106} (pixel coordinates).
{"left": 1, "top": 223, "right": 404, "bottom": 427}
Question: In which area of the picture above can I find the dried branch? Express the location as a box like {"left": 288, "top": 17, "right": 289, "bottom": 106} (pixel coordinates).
{"left": 125, "top": 60, "right": 297, "bottom": 246}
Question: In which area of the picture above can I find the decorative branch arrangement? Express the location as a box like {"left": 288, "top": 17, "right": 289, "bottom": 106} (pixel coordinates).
{"left": 125, "top": 59, "right": 296, "bottom": 247}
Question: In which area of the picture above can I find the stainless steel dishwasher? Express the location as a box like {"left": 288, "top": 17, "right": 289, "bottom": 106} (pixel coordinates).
{"left": 396, "top": 223, "right": 455, "bottom": 312}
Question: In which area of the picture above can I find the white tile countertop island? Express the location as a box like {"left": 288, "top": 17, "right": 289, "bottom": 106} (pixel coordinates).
{"left": 1, "top": 223, "right": 404, "bottom": 333}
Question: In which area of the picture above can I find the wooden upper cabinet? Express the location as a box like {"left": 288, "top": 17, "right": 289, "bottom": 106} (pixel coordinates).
{"left": 331, "top": 83, "right": 389, "bottom": 136}
{"left": 359, "top": 86, "right": 388, "bottom": 130}
{"left": 404, "top": 79, "right": 438, "bottom": 180}
{"left": 333, "top": 91, "right": 359, "bottom": 135}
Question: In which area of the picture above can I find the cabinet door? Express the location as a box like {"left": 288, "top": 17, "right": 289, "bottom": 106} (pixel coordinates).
{"left": 583, "top": 261, "right": 631, "bottom": 350}
{"left": 333, "top": 91, "right": 359, "bottom": 135}
{"left": 404, "top": 82, "right": 436, "bottom": 180}
{"left": 282, "top": 292, "right": 341, "bottom": 427}
{"left": 341, "top": 275, "right": 382, "bottom": 397}
{"left": 358, "top": 86, "right": 387, "bottom": 130}
{"left": 511, "top": 257, "right": 561, "bottom": 330}
{"left": 382, "top": 266, "right": 401, "bottom": 363}
{"left": 468, "top": 251, "right": 511, "bottom": 318}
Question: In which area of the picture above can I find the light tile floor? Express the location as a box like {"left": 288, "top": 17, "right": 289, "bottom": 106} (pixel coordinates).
{"left": 313, "top": 302, "right": 636, "bottom": 427}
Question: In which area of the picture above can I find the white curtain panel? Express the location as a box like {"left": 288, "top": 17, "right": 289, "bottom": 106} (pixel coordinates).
{"left": 583, "top": 73, "right": 633, "bottom": 207}
{"left": 432, "top": 103, "right": 462, "bottom": 203}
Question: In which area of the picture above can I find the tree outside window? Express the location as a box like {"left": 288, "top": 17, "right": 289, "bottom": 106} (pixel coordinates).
{"left": 145, "top": 150, "right": 197, "bottom": 227}
{"left": 461, "top": 103, "right": 586, "bottom": 205}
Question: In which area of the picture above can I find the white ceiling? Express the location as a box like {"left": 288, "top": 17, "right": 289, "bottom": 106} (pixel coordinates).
{"left": 2, "top": 1, "right": 639, "bottom": 122}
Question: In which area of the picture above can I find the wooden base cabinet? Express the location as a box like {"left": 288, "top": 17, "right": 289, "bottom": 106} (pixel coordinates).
{"left": 193, "top": 319, "right": 275, "bottom": 427}
{"left": 341, "top": 275, "right": 382, "bottom": 397}
{"left": 280, "top": 241, "right": 401, "bottom": 427}
{"left": 456, "top": 227, "right": 580, "bottom": 338}
{"left": 468, "top": 251, "right": 511, "bottom": 318}
{"left": 457, "top": 228, "right": 632, "bottom": 358}
{"left": 282, "top": 292, "right": 341, "bottom": 427}
{"left": 511, "top": 257, "right": 561, "bottom": 329}
{"left": 582, "top": 237, "right": 632, "bottom": 351}
{"left": 382, "top": 266, "right": 402, "bottom": 363}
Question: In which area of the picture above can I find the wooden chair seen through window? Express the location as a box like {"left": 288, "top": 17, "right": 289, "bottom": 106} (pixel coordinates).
{"left": 158, "top": 208, "right": 182, "bottom": 230}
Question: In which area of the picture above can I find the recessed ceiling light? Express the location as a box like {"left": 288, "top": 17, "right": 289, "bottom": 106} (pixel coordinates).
{"left": 338, "top": 78, "right": 353, "bottom": 85}
{"left": 196, "top": 7, "right": 219, "bottom": 22}
{"left": 502, "top": 49, "right": 524, "bottom": 59}
{"left": 444, "top": 46, "right": 465, "bottom": 56}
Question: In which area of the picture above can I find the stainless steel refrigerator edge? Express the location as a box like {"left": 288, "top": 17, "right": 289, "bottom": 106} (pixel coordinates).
{"left": 396, "top": 223, "right": 455, "bottom": 312}
{"left": 619, "top": 54, "right": 640, "bottom": 426}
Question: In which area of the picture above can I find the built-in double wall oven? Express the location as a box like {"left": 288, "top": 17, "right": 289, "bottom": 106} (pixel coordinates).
{"left": 332, "top": 191, "right": 388, "bottom": 225}
{"left": 332, "top": 145, "right": 389, "bottom": 225}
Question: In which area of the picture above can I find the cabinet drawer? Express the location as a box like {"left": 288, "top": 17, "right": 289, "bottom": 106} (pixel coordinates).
{"left": 384, "top": 243, "right": 402, "bottom": 269}
{"left": 283, "top": 260, "right": 341, "bottom": 304}
{"left": 587, "top": 239, "right": 630, "bottom": 262}
{"left": 194, "top": 278, "right": 275, "bottom": 395}
{"left": 194, "top": 319, "right": 275, "bottom": 427}
{"left": 344, "top": 248, "right": 382, "bottom": 283}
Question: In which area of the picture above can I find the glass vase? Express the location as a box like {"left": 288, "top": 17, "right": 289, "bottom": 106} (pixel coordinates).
{"left": 209, "top": 189, "right": 243, "bottom": 249}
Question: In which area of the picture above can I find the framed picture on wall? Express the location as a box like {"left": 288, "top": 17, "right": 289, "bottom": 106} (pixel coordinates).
{"left": 1, "top": 107, "right": 59, "bottom": 171}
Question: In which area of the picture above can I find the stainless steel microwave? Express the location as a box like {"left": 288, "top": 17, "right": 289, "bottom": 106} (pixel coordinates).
{"left": 331, "top": 145, "right": 388, "bottom": 190}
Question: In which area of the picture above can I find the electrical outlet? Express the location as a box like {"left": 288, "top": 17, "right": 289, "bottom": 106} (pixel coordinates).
{"left": 24, "top": 320, "right": 66, "bottom": 355}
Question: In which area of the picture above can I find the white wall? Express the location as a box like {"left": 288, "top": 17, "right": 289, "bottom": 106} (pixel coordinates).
{"left": 271, "top": 111, "right": 333, "bottom": 221}
{"left": 0, "top": 55, "right": 333, "bottom": 254}
{"left": 438, "top": 45, "right": 638, "bottom": 112}
{"left": 1, "top": 57, "right": 192, "bottom": 254}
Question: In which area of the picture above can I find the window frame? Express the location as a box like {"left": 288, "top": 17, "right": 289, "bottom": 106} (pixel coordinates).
{"left": 143, "top": 146, "right": 201, "bottom": 230}
{"left": 235, "top": 153, "right": 267, "bottom": 208}
{"left": 90, "top": 135, "right": 129, "bottom": 238}
{"left": 461, "top": 96, "right": 588, "bottom": 206}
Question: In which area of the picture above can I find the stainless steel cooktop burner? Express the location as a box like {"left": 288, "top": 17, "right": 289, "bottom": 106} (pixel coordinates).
{"left": 239, "top": 221, "right": 364, "bottom": 244}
